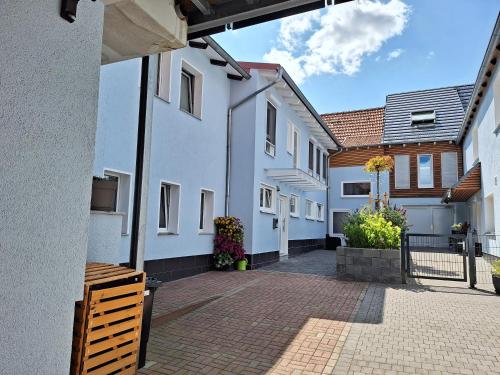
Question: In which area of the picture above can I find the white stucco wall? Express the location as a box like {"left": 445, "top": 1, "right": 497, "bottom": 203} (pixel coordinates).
{"left": 230, "top": 70, "right": 328, "bottom": 254}
{"left": 462, "top": 68, "right": 500, "bottom": 236}
{"left": 87, "top": 212, "right": 123, "bottom": 263}
{"left": 0, "top": 1, "right": 104, "bottom": 373}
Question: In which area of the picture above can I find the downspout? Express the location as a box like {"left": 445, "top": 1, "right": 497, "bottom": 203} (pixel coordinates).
{"left": 224, "top": 68, "right": 284, "bottom": 216}
{"left": 326, "top": 149, "right": 343, "bottom": 236}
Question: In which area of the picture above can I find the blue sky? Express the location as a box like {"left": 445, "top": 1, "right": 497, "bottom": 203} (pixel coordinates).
{"left": 214, "top": 0, "right": 500, "bottom": 114}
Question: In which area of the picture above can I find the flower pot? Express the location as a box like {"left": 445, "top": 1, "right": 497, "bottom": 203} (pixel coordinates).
{"left": 493, "top": 275, "right": 500, "bottom": 295}
{"left": 236, "top": 259, "right": 248, "bottom": 271}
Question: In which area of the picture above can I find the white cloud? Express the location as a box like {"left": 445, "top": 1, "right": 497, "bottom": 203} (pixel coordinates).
{"left": 426, "top": 51, "right": 435, "bottom": 59}
{"left": 387, "top": 48, "right": 404, "bottom": 61}
{"left": 263, "top": 0, "right": 410, "bottom": 84}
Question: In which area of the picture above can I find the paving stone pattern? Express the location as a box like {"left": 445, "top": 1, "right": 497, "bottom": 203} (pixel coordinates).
{"left": 261, "top": 250, "right": 337, "bottom": 276}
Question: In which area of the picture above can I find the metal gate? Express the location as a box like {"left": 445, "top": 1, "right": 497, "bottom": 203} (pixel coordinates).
{"left": 402, "top": 233, "right": 467, "bottom": 281}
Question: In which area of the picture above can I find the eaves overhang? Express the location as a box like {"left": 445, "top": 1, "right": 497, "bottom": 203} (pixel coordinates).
{"left": 457, "top": 13, "right": 500, "bottom": 143}
{"left": 180, "top": 0, "right": 354, "bottom": 40}
{"left": 442, "top": 162, "right": 481, "bottom": 203}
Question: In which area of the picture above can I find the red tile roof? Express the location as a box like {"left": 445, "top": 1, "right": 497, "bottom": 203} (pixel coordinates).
{"left": 321, "top": 107, "right": 385, "bottom": 147}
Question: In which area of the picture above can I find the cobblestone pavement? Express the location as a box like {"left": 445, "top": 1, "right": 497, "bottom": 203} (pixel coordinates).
{"left": 139, "top": 255, "right": 500, "bottom": 375}
{"left": 333, "top": 282, "right": 500, "bottom": 375}
{"left": 261, "top": 250, "right": 337, "bottom": 276}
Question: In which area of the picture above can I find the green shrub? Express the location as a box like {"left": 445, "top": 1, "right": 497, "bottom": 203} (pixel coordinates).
{"left": 380, "top": 205, "right": 409, "bottom": 232}
{"left": 343, "top": 207, "right": 401, "bottom": 249}
{"left": 492, "top": 260, "right": 500, "bottom": 277}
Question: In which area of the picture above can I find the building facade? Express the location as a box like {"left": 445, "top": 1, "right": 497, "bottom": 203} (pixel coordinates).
{"left": 324, "top": 85, "right": 474, "bottom": 237}
{"left": 91, "top": 44, "right": 339, "bottom": 279}
{"left": 447, "top": 16, "right": 500, "bottom": 257}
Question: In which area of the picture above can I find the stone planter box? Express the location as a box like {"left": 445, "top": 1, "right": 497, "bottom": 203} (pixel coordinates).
{"left": 336, "top": 246, "right": 402, "bottom": 283}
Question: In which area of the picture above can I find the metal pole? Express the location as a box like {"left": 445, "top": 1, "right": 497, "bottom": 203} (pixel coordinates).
{"left": 467, "top": 231, "right": 476, "bottom": 288}
{"left": 400, "top": 231, "right": 406, "bottom": 284}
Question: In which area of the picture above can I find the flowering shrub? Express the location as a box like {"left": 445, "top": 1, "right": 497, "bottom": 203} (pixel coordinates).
{"left": 343, "top": 207, "right": 401, "bottom": 249}
{"left": 213, "top": 216, "right": 245, "bottom": 268}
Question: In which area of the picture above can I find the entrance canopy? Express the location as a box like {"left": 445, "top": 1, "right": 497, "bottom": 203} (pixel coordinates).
{"left": 266, "top": 168, "right": 327, "bottom": 191}
{"left": 442, "top": 162, "right": 481, "bottom": 203}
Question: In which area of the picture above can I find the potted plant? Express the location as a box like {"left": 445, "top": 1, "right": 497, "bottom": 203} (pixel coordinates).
{"left": 492, "top": 260, "right": 500, "bottom": 294}
{"left": 213, "top": 216, "right": 246, "bottom": 271}
{"left": 364, "top": 156, "right": 394, "bottom": 210}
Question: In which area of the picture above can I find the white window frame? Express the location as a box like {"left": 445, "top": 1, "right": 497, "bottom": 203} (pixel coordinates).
{"left": 308, "top": 140, "right": 315, "bottom": 174}
{"left": 287, "top": 122, "right": 294, "bottom": 155}
{"left": 305, "top": 199, "right": 315, "bottom": 220}
{"left": 417, "top": 154, "right": 434, "bottom": 189}
{"left": 94, "top": 169, "right": 132, "bottom": 236}
{"left": 485, "top": 193, "right": 496, "bottom": 234}
{"left": 289, "top": 194, "right": 300, "bottom": 218}
{"left": 472, "top": 127, "right": 479, "bottom": 162}
{"left": 156, "top": 52, "right": 172, "bottom": 102}
{"left": 199, "top": 188, "right": 215, "bottom": 234}
{"left": 341, "top": 180, "right": 372, "bottom": 198}
{"left": 394, "top": 154, "right": 410, "bottom": 190}
{"left": 321, "top": 152, "right": 328, "bottom": 182}
{"left": 265, "top": 101, "right": 277, "bottom": 157}
{"left": 179, "top": 59, "right": 203, "bottom": 119}
{"left": 158, "top": 181, "right": 181, "bottom": 235}
{"left": 330, "top": 209, "right": 351, "bottom": 236}
{"left": 259, "top": 183, "right": 276, "bottom": 214}
{"left": 316, "top": 203, "right": 324, "bottom": 222}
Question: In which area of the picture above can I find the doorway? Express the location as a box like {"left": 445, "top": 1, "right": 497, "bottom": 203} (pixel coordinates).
{"left": 279, "top": 195, "right": 289, "bottom": 256}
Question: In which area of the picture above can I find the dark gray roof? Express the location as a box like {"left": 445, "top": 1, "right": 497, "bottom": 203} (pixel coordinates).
{"left": 382, "top": 84, "right": 474, "bottom": 144}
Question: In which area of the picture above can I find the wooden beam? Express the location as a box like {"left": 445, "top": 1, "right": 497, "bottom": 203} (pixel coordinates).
{"left": 210, "top": 59, "right": 228, "bottom": 67}
{"left": 188, "top": 41, "right": 208, "bottom": 49}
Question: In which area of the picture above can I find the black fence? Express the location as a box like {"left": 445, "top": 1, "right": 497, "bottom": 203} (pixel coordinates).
{"left": 468, "top": 233, "right": 500, "bottom": 288}
{"left": 403, "top": 233, "right": 467, "bottom": 281}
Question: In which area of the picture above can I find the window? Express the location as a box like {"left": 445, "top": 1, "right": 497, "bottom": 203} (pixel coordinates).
{"left": 265, "top": 102, "right": 277, "bottom": 156}
{"left": 342, "top": 181, "right": 371, "bottom": 197}
{"left": 411, "top": 110, "right": 435, "bottom": 126}
{"left": 91, "top": 171, "right": 131, "bottom": 235}
{"left": 417, "top": 154, "right": 434, "bottom": 188}
{"left": 287, "top": 122, "right": 293, "bottom": 154}
{"left": 305, "top": 200, "right": 315, "bottom": 220}
{"left": 485, "top": 194, "right": 495, "bottom": 233}
{"left": 290, "top": 195, "right": 299, "bottom": 217}
{"left": 308, "top": 141, "right": 314, "bottom": 172}
{"left": 180, "top": 69, "right": 194, "bottom": 114}
{"left": 180, "top": 60, "right": 203, "bottom": 118}
{"left": 159, "top": 182, "right": 180, "bottom": 234}
{"left": 156, "top": 52, "right": 171, "bottom": 102}
{"left": 322, "top": 153, "right": 328, "bottom": 180}
{"left": 494, "top": 73, "right": 500, "bottom": 134}
{"left": 441, "top": 152, "right": 458, "bottom": 188}
{"left": 199, "top": 189, "right": 215, "bottom": 233}
{"left": 331, "top": 210, "right": 350, "bottom": 234}
{"left": 259, "top": 184, "right": 276, "bottom": 213}
{"left": 472, "top": 127, "right": 479, "bottom": 161}
{"left": 315, "top": 147, "right": 321, "bottom": 176}
{"left": 394, "top": 155, "right": 410, "bottom": 189}
{"left": 316, "top": 203, "right": 324, "bottom": 221}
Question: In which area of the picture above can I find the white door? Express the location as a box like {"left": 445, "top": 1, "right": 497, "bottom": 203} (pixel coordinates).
{"left": 279, "top": 196, "right": 289, "bottom": 255}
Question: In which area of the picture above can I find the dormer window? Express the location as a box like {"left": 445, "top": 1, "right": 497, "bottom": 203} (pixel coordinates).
{"left": 411, "top": 110, "right": 435, "bottom": 126}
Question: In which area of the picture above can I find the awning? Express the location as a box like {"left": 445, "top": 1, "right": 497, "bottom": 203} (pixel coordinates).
{"left": 442, "top": 162, "right": 481, "bottom": 203}
{"left": 265, "top": 168, "right": 327, "bottom": 191}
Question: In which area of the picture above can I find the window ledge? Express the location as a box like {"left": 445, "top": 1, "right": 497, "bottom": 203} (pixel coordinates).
{"left": 264, "top": 150, "right": 276, "bottom": 158}
{"left": 260, "top": 208, "right": 275, "bottom": 215}
{"left": 341, "top": 195, "right": 370, "bottom": 198}
{"left": 154, "top": 94, "right": 171, "bottom": 104}
{"left": 158, "top": 230, "right": 179, "bottom": 236}
{"left": 305, "top": 216, "right": 315, "bottom": 221}
{"left": 198, "top": 231, "right": 215, "bottom": 235}
{"left": 90, "top": 210, "right": 125, "bottom": 216}
{"left": 180, "top": 108, "right": 202, "bottom": 121}
{"left": 290, "top": 213, "right": 299, "bottom": 218}
{"left": 317, "top": 219, "right": 325, "bottom": 222}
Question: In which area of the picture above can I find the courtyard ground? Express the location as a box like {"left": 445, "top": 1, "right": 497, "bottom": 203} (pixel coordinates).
{"left": 139, "top": 250, "right": 500, "bottom": 375}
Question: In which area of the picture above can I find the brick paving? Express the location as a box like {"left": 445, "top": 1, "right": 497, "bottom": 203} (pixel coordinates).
{"left": 140, "top": 252, "right": 500, "bottom": 375}
{"left": 262, "top": 250, "right": 337, "bottom": 276}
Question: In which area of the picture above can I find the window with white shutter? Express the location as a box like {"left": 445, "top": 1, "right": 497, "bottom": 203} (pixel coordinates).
{"left": 441, "top": 152, "right": 458, "bottom": 188}
{"left": 394, "top": 155, "right": 410, "bottom": 189}
{"left": 156, "top": 52, "right": 171, "bottom": 102}
{"left": 287, "top": 122, "right": 293, "bottom": 154}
